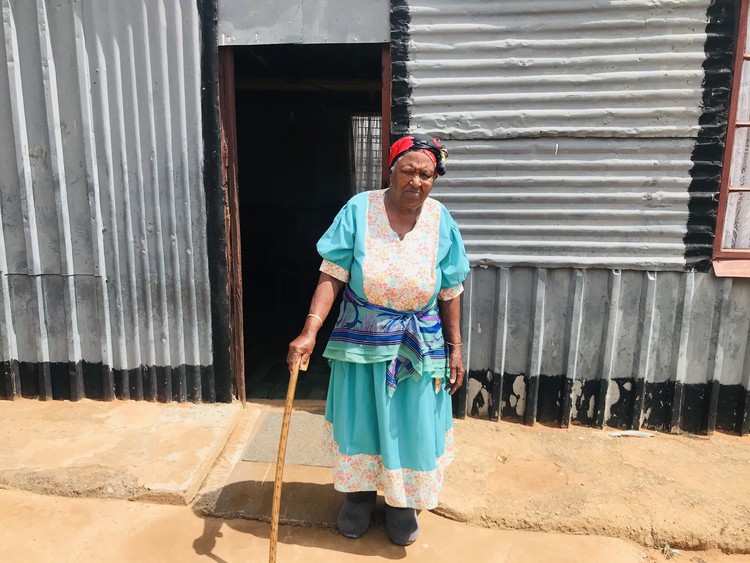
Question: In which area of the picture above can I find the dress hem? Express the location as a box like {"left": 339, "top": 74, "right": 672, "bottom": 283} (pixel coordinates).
{"left": 323, "top": 421, "right": 454, "bottom": 510}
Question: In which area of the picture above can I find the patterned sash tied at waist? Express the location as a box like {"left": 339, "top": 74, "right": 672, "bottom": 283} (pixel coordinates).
{"left": 322, "top": 286, "right": 448, "bottom": 396}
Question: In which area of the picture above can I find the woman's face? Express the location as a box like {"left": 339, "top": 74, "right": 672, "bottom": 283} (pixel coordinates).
{"left": 388, "top": 151, "right": 437, "bottom": 210}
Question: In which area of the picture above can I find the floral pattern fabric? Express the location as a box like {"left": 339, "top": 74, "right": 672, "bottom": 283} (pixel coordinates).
{"left": 438, "top": 283, "right": 464, "bottom": 301}
{"left": 316, "top": 190, "right": 469, "bottom": 511}
{"left": 323, "top": 421, "right": 455, "bottom": 510}
{"left": 320, "top": 259, "right": 350, "bottom": 282}
{"left": 363, "top": 190, "right": 441, "bottom": 311}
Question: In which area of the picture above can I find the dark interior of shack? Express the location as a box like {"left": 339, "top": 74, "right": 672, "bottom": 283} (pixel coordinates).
{"left": 234, "top": 43, "right": 382, "bottom": 399}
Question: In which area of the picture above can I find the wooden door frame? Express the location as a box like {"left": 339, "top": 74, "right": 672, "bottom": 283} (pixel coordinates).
{"left": 218, "top": 46, "right": 245, "bottom": 405}
{"left": 217, "top": 42, "right": 391, "bottom": 401}
{"left": 381, "top": 42, "right": 392, "bottom": 187}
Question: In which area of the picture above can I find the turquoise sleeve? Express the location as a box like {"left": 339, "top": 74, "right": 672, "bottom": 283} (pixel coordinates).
{"left": 316, "top": 202, "right": 356, "bottom": 272}
{"left": 439, "top": 213, "right": 470, "bottom": 290}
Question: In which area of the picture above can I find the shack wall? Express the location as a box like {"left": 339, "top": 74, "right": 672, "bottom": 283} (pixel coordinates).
{"left": 2, "top": 0, "right": 749, "bottom": 434}
{"left": 395, "top": 0, "right": 733, "bottom": 271}
{"left": 460, "top": 266, "right": 750, "bottom": 434}
{"left": 393, "top": 0, "right": 750, "bottom": 433}
{"left": 0, "top": 0, "right": 215, "bottom": 402}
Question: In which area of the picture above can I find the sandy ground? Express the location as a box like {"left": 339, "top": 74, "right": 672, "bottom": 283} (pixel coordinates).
{"left": 439, "top": 417, "right": 750, "bottom": 553}
{"left": 1, "top": 399, "right": 749, "bottom": 561}
{"left": 0, "top": 488, "right": 746, "bottom": 563}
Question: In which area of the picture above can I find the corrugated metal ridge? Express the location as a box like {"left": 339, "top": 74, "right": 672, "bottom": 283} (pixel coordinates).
{"left": 415, "top": 108, "right": 701, "bottom": 118}
{"left": 464, "top": 240, "right": 684, "bottom": 250}
{"left": 409, "top": 0, "right": 710, "bottom": 17}
{"left": 458, "top": 225, "right": 685, "bottom": 235}
{"left": 411, "top": 53, "right": 707, "bottom": 68}
{"left": 462, "top": 264, "right": 750, "bottom": 435}
{"left": 465, "top": 256, "right": 687, "bottom": 267}
{"left": 416, "top": 127, "right": 703, "bottom": 139}
{"left": 438, "top": 193, "right": 706, "bottom": 202}
{"left": 410, "top": 71, "right": 719, "bottom": 89}
{"left": 410, "top": 34, "right": 712, "bottom": 46}
{"left": 0, "top": 0, "right": 212, "bottom": 402}
{"left": 436, "top": 179, "right": 695, "bottom": 187}
{"left": 403, "top": 0, "right": 730, "bottom": 269}
{"left": 410, "top": 18, "right": 711, "bottom": 34}
{"left": 414, "top": 89, "right": 703, "bottom": 104}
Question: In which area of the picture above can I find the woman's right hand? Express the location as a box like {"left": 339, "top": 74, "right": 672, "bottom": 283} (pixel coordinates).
{"left": 287, "top": 272, "right": 343, "bottom": 372}
{"left": 287, "top": 331, "right": 316, "bottom": 372}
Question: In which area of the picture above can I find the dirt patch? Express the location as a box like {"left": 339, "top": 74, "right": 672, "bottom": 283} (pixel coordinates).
{"left": 437, "top": 418, "right": 750, "bottom": 554}
{"left": 488, "top": 458, "right": 568, "bottom": 500}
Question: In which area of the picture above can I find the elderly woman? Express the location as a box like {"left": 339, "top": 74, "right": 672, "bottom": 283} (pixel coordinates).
{"left": 287, "top": 134, "right": 469, "bottom": 546}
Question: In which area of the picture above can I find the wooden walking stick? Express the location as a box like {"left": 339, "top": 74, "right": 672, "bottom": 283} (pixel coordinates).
{"left": 269, "top": 356, "right": 308, "bottom": 563}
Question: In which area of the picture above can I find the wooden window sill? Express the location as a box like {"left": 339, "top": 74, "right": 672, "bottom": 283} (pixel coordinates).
{"left": 712, "top": 258, "right": 750, "bottom": 277}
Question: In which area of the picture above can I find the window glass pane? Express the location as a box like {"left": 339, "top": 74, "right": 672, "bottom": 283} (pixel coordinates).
{"left": 351, "top": 114, "right": 382, "bottom": 194}
{"left": 730, "top": 126, "right": 750, "bottom": 186}
{"left": 723, "top": 192, "right": 750, "bottom": 249}
{"left": 737, "top": 61, "right": 750, "bottom": 121}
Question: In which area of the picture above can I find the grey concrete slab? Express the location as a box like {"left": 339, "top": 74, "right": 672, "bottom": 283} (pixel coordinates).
{"left": 198, "top": 401, "right": 340, "bottom": 526}
{"left": 199, "top": 461, "right": 345, "bottom": 527}
{"left": 242, "top": 411, "right": 334, "bottom": 467}
{"left": 0, "top": 399, "right": 244, "bottom": 505}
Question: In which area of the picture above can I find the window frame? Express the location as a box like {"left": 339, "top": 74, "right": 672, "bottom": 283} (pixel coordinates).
{"left": 713, "top": 0, "right": 750, "bottom": 275}
{"left": 381, "top": 43, "right": 392, "bottom": 188}
{"left": 351, "top": 112, "right": 383, "bottom": 194}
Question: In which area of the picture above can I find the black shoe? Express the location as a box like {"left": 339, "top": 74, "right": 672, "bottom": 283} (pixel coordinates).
{"left": 336, "top": 491, "right": 377, "bottom": 538}
{"left": 384, "top": 503, "right": 420, "bottom": 546}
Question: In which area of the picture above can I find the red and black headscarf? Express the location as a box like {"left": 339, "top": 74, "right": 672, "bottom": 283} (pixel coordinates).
{"left": 388, "top": 134, "right": 448, "bottom": 176}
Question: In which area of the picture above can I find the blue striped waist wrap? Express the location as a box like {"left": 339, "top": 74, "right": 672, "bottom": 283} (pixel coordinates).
{"left": 322, "top": 285, "right": 448, "bottom": 396}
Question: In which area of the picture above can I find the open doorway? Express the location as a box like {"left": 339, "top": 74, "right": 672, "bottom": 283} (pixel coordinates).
{"left": 230, "top": 43, "right": 387, "bottom": 400}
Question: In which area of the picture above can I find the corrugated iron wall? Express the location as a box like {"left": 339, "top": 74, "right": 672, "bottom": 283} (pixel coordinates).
{"left": 393, "top": 0, "right": 749, "bottom": 433}
{"left": 461, "top": 266, "right": 750, "bottom": 435}
{"left": 0, "top": 0, "right": 214, "bottom": 402}
{"left": 3, "top": 0, "right": 747, "bottom": 434}
{"left": 399, "top": 0, "right": 731, "bottom": 270}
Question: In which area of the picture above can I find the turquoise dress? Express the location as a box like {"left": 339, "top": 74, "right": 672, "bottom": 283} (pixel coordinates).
{"left": 317, "top": 189, "right": 469, "bottom": 509}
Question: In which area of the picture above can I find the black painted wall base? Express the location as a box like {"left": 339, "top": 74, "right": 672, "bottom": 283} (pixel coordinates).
{"left": 0, "top": 361, "right": 223, "bottom": 403}
{"left": 464, "top": 371, "right": 750, "bottom": 436}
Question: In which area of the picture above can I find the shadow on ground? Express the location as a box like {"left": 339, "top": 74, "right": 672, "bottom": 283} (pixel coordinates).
{"left": 192, "top": 481, "right": 408, "bottom": 560}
